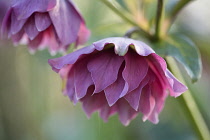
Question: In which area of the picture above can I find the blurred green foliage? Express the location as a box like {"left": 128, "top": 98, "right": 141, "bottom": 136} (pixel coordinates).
{"left": 0, "top": 0, "right": 210, "bottom": 140}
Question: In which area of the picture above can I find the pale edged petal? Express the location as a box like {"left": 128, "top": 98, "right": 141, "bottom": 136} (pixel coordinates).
{"left": 165, "top": 69, "right": 188, "bottom": 97}
{"left": 74, "top": 59, "right": 93, "bottom": 99}
{"left": 12, "top": 0, "right": 56, "bottom": 20}
{"left": 35, "top": 12, "right": 51, "bottom": 31}
{"left": 87, "top": 50, "right": 124, "bottom": 93}
{"left": 122, "top": 50, "right": 148, "bottom": 94}
{"left": 49, "top": 0, "right": 82, "bottom": 46}
{"left": 48, "top": 45, "right": 95, "bottom": 72}
{"left": 24, "top": 15, "right": 39, "bottom": 40}
{"left": 117, "top": 98, "right": 138, "bottom": 126}
{"left": 104, "top": 63, "right": 125, "bottom": 106}
{"left": 93, "top": 37, "right": 155, "bottom": 56}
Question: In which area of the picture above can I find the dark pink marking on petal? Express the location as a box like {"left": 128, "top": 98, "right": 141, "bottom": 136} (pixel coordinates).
{"left": 24, "top": 15, "right": 39, "bottom": 40}
{"left": 35, "top": 12, "right": 51, "bottom": 31}
{"left": 122, "top": 50, "right": 148, "bottom": 94}
{"left": 74, "top": 59, "right": 93, "bottom": 99}
{"left": 87, "top": 50, "right": 124, "bottom": 93}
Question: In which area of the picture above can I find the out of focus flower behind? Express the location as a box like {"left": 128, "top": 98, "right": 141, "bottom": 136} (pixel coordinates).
{"left": 1, "top": 0, "right": 90, "bottom": 55}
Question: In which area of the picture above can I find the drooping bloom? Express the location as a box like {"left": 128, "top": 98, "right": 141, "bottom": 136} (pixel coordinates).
{"left": 48, "top": 37, "right": 187, "bottom": 125}
{"left": 1, "top": 0, "right": 90, "bottom": 55}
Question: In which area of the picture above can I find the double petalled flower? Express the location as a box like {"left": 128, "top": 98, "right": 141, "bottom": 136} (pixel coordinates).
{"left": 1, "top": 0, "right": 90, "bottom": 55}
{"left": 48, "top": 37, "right": 187, "bottom": 125}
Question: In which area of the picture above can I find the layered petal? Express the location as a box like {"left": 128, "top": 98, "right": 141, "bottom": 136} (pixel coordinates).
{"left": 35, "top": 13, "right": 51, "bottom": 31}
{"left": 104, "top": 63, "right": 125, "bottom": 106}
{"left": 74, "top": 58, "right": 93, "bottom": 99}
{"left": 122, "top": 50, "right": 148, "bottom": 94}
{"left": 87, "top": 50, "right": 124, "bottom": 93}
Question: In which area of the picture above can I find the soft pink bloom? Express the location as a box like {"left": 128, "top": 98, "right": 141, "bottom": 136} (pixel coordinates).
{"left": 1, "top": 0, "right": 90, "bottom": 55}
{"left": 48, "top": 37, "right": 187, "bottom": 125}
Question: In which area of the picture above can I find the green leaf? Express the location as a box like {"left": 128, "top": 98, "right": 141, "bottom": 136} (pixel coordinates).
{"left": 153, "top": 35, "right": 202, "bottom": 82}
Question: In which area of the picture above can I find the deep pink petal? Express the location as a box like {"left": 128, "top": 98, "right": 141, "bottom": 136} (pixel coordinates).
{"left": 12, "top": 0, "right": 56, "bottom": 20}
{"left": 122, "top": 50, "right": 148, "bottom": 94}
{"left": 49, "top": 0, "right": 82, "bottom": 46}
{"left": 104, "top": 64, "right": 125, "bottom": 106}
{"left": 48, "top": 45, "right": 95, "bottom": 72}
{"left": 99, "top": 104, "right": 118, "bottom": 122}
{"left": 35, "top": 12, "right": 51, "bottom": 31}
{"left": 74, "top": 59, "right": 93, "bottom": 99}
{"left": 87, "top": 50, "right": 124, "bottom": 93}
{"left": 24, "top": 15, "right": 39, "bottom": 40}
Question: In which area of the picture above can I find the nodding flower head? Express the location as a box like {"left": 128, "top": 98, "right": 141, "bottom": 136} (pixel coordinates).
{"left": 48, "top": 37, "right": 187, "bottom": 126}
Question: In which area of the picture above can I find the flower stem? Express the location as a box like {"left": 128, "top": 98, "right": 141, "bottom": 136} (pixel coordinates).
{"left": 166, "top": 56, "right": 210, "bottom": 140}
{"left": 100, "top": 0, "right": 151, "bottom": 39}
{"left": 154, "top": 0, "right": 164, "bottom": 41}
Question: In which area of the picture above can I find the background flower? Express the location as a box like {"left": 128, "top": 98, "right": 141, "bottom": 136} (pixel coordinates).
{"left": 1, "top": 0, "right": 90, "bottom": 55}
{"left": 48, "top": 37, "right": 187, "bottom": 125}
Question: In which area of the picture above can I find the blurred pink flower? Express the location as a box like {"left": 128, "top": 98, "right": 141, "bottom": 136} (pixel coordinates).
{"left": 1, "top": 0, "right": 90, "bottom": 55}
{"left": 48, "top": 37, "right": 187, "bottom": 126}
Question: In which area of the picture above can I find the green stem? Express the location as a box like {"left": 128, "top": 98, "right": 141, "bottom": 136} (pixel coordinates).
{"left": 166, "top": 57, "right": 210, "bottom": 140}
{"left": 100, "top": 0, "right": 151, "bottom": 38}
{"left": 154, "top": 0, "right": 164, "bottom": 40}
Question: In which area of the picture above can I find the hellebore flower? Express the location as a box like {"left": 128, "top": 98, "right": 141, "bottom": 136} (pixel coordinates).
{"left": 48, "top": 37, "right": 187, "bottom": 126}
{"left": 1, "top": 0, "right": 90, "bottom": 55}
